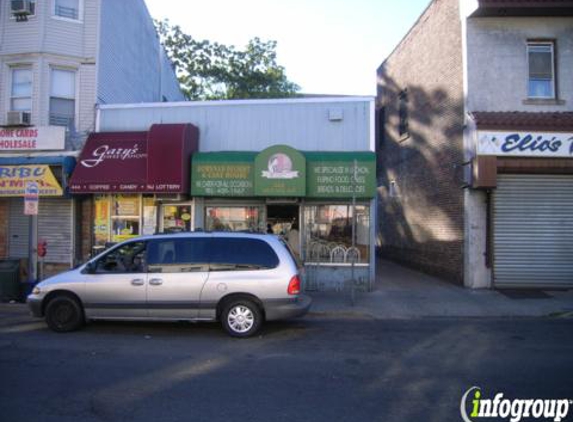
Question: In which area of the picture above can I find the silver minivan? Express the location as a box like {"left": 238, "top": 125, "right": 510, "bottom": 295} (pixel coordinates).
{"left": 27, "top": 232, "right": 311, "bottom": 337}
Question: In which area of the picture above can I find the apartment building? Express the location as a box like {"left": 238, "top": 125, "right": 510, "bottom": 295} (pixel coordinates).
{"left": 0, "top": 0, "right": 184, "bottom": 279}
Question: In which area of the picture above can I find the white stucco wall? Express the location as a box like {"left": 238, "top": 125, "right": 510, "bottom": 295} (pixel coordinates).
{"left": 466, "top": 16, "right": 573, "bottom": 112}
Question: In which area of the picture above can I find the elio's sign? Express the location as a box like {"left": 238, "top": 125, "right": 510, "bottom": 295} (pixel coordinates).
{"left": 477, "top": 131, "right": 573, "bottom": 157}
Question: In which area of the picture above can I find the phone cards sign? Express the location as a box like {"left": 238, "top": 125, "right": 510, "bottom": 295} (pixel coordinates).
{"left": 0, "top": 126, "right": 65, "bottom": 151}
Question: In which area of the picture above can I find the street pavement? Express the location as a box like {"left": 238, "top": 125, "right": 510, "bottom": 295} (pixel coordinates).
{"left": 0, "top": 302, "right": 572, "bottom": 422}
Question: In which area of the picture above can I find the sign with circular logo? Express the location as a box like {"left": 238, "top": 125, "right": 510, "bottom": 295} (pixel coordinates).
{"left": 254, "top": 145, "right": 306, "bottom": 196}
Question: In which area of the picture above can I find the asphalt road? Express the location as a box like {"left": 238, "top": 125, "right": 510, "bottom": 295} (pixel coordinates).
{"left": 1, "top": 304, "right": 572, "bottom": 422}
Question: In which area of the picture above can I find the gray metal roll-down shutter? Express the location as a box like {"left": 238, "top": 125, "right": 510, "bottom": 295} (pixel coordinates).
{"left": 493, "top": 174, "right": 573, "bottom": 288}
{"left": 8, "top": 198, "right": 73, "bottom": 265}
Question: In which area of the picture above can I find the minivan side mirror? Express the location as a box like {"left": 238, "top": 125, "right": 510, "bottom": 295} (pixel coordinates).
{"left": 83, "top": 261, "right": 96, "bottom": 274}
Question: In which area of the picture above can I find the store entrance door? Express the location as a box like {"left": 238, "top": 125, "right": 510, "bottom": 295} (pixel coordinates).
{"left": 266, "top": 204, "right": 300, "bottom": 257}
{"left": 266, "top": 205, "right": 298, "bottom": 235}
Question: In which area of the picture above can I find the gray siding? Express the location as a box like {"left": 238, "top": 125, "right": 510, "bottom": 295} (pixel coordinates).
{"left": 0, "top": 0, "right": 99, "bottom": 59}
{"left": 8, "top": 198, "right": 73, "bottom": 264}
{"left": 0, "top": 0, "right": 44, "bottom": 54}
{"left": 97, "top": 0, "right": 184, "bottom": 104}
{"left": 0, "top": 0, "right": 99, "bottom": 129}
{"left": 98, "top": 98, "right": 374, "bottom": 152}
{"left": 159, "top": 47, "right": 184, "bottom": 102}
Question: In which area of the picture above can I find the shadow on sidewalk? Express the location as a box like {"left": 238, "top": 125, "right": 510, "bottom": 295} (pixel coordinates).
{"left": 307, "top": 258, "right": 573, "bottom": 319}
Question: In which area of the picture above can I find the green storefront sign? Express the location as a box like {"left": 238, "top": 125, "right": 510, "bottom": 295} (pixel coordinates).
{"left": 190, "top": 147, "right": 376, "bottom": 199}
{"left": 306, "top": 151, "right": 376, "bottom": 198}
{"left": 191, "top": 152, "right": 256, "bottom": 197}
{"left": 254, "top": 145, "right": 306, "bottom": 197}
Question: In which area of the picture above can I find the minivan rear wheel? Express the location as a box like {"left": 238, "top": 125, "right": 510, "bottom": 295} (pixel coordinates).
{"left": 221, "top": 299, "right": 262, "bottom": 338}
{"left": 45, "top": 295, "right": 84, "bottom": 333}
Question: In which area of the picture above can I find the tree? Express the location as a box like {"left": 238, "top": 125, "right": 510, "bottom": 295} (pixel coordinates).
{"left": 156, "top": 20, "right": 300, "bottom": 100}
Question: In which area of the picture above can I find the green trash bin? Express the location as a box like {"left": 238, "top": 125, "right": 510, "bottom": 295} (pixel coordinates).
{"left": 0, "top": 260, "right": 21, "bottom": 302}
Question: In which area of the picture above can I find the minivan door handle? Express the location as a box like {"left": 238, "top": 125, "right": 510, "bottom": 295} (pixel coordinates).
{"left": 131, "top": 278, "right": 145, "bottom": 286}
{"left": 149, "top": 278, "right": 163, "bottom": 286}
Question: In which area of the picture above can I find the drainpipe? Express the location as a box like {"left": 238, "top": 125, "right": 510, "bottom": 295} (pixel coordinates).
{"left": 484, "top": 189, "right": 492, "bottom": 269}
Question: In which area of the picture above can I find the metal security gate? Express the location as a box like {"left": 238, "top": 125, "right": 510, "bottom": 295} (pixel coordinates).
{"left": 493, "top": 174, "right": 573, "bottom": 288}
{"left": 8, "top": 198, "right": 74, "bottom": 265}
{"left": 8, "top": 199, "right": 29, "bottom": 259}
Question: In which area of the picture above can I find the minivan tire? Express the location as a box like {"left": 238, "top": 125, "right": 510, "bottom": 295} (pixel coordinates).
{"left": 45, "top": 295, "right": 85, "bottom": 333}
{"left": 221, "top": 299, "right": 262, "bottom": 338}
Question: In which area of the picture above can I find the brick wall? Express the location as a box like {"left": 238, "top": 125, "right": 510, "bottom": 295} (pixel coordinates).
{"left": 376, "top": 0, "right": 465, "bottom": 283}
{"left": 80, "top": 197, "right": 93, "bottom": 262}
{"left": 0, "top": 199, "right": 9, "bottom": 259}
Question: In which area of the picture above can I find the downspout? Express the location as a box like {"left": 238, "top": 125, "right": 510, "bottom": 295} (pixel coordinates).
{"left": 484, "top": 189, "right": 492, "bottom": 269}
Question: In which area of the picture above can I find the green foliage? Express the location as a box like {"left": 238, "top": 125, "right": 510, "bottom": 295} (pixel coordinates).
{"left": 155, "top": 19, "right": 300, "bottom": 100}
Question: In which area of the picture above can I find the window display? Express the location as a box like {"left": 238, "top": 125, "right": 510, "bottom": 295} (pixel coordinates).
{"left": 111, "top": 194, "right": 140, "bottom": 243}
{"left": 142, "top": 196, "right": 157, "bottom": 236}
{"left": 162, "top": 204, "right": 192, "bottom": 233}
{"left": 93, "top": 195, "right": 110, "bottom": 247}
{"left": 303, "top": 204, "right": 370, "bottom": 263}
{"left": 205, "top": 206, "right": 262, "bottom": 232}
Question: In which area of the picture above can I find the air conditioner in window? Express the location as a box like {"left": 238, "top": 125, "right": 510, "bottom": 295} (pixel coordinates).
{"left": 11, "top": 0, "right": 33, "bottom": 15}
{"left": 7, "top": 111, "right": 31, "bottom": 126}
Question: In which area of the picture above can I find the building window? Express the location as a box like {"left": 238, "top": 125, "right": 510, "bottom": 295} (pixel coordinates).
{"left": 389, "top": 180, "right": 399, "bottom": 198}
{"left": 10, "top": 67, "right": 32, "bottom": 112}
{"left": 398, "top": 89, "right": 409, "bottom": 140}
{"left": 53, "top": 0, "right": 80, "bottom": 20}
{"left": 10, "top": 0, "right": 36, "bottom": 17}
{"left": 50, "top": 68, "right": 75, "bottom": 128}
{"left": 527, "top": 42, "right": 555, "bottom": 99}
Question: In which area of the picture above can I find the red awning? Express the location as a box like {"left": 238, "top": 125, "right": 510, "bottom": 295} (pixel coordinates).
{"left": 69, "top": 124, "right": 199, "bottom": 193}
{"left": 471, "top": 112, "right": 573, "bottom": 131}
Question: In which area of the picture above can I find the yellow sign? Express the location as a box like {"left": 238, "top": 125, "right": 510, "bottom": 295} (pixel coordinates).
{"left": 94, "top": 195, "right": 110, "bottom": 246}
{"left": 0, "top": 165, "right": 63, "bottom": 197}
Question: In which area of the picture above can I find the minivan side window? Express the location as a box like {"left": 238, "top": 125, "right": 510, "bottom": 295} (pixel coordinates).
{"left": 95, "top": 241, "right": 146, "bottom": 273}
{"left": 210, "top": 238, "right": 279, "bottom": 271}
{"left": 147, "top": 238, "right": 210, "bottom": 273}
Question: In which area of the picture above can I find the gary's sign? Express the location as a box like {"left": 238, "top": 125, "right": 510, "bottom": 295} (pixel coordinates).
{"left": 477, "top": 131, "right": 573, "bottom": 157}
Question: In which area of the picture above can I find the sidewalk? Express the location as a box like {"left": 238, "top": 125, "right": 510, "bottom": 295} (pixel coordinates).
{"left": 308, "top": 259, "right": 573, "bottom": 319}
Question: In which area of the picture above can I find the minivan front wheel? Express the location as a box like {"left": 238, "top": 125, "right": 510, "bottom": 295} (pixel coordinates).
{"left": 221, "top": 300, "right": 262, "bottom": 338}
{"left": 45, "top": 295, "right": 84, "bottom": 333}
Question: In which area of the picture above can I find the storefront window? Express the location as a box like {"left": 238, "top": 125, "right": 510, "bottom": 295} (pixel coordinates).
{"left": 142, "top": 196, "right": 157, "bottom": 236}
{"left": 162, "top": 204, "right": 192, "bottom": 232}
{"left": 205, "top": 206, "right": 262, "bottom": 232}
{"left": 303, "top": 205, "right": 370, "bottom": 264}
{"left": 93, "top": 195, "right": 110, "bottom": 247}
{"left": 111, "top": 194, "right": 140, "bottom": 243}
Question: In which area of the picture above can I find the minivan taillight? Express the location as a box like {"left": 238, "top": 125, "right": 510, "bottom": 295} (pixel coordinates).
{"left": 287, "top": 275, "right": 301, "bottom": 295}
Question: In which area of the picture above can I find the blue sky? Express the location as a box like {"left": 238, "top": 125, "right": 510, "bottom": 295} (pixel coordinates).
{"left": 144, "top": 0, "right": 431, "bottom": 96}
